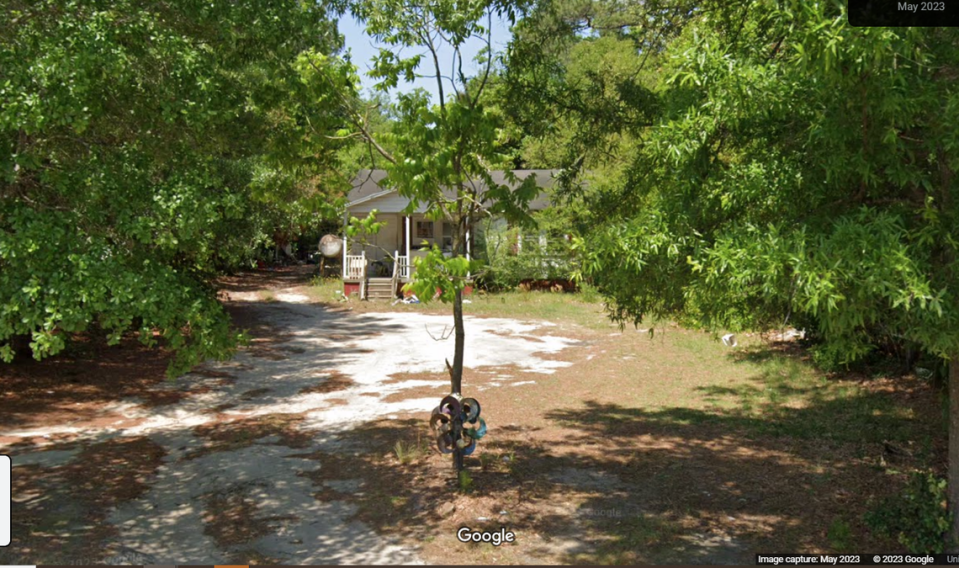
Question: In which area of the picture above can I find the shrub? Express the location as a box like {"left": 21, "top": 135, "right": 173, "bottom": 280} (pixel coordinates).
{"left": 476, "top": 223, "right": 576, "bottom": 290}
{"left": 578, "top": 282, "right": 601, "bottom": 303}
{"left": 865, "top": 472, "right": 952, "bottom": 553}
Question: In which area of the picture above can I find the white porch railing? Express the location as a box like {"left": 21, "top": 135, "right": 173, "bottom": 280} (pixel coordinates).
{"left": 345, "top": 252, "right": 366, "bottom": 280}
{"left": 396, "top": 254, "right": 411, "bottom": 280}
{"left": 390, "top": 251, "right": 411, "bottom": 300}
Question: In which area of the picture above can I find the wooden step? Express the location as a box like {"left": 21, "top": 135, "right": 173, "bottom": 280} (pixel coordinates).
{"left": 366, "top": 292, "right": 395, "bottom": 300}
{"left": 365, "top": 278, "right": 396, "bottom": 300}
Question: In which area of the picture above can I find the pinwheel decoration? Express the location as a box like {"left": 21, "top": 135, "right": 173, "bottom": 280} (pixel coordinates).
{"left": 430, "top": 395, "right": 486, "bottom": 465}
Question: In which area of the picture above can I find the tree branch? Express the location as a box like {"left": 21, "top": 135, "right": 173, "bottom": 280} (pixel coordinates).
{"left": 470, "top": 8, "right": 495, "bottom": 109}
{"left": 417, "top": 13, "right": 446, "bottom": 112}
{"left": 305, "top": 57, "right": 397, "bottom": 165}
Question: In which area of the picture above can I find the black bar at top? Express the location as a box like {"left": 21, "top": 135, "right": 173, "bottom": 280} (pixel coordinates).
{"left": 848, "top": 0, "right": 959, "bottom": 26}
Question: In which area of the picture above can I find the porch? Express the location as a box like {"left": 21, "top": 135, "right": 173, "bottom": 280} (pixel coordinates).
{"left": 341, "top": 213, "right": 474, "bottom": 300}
{"left": 342, "top": 251, "right": 412, "bottom": 300}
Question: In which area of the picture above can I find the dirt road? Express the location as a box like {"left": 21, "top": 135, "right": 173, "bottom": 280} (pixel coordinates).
{"left": 2, "top": 275, "right": 577, "bottom": 564}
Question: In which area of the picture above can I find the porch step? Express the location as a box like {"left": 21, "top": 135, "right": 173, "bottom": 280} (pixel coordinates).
{"left": 366, "top": 278, "right": 396, "bottom": 300}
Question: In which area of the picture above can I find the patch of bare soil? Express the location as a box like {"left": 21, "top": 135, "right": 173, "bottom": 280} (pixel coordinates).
{"left": 0, "top": 334, "right": 189, "bottom": 447}
{"left": 203, "top": 485, "right": 297, "bottom": 548}
{"left": 298, "top": 371, "right": 355, "bottom": 394}
{"left": 380, "top": 371, "right": 443, "bottom": 386}
{"left": 63, "top": 437, "right": 167, "bottom": 506}
{"left": 217, "top": 265, "right": 316, "bottom": 296}
{"left": 282, "top": 328, "right": 944, "bottom": 564}
{"left": 192, "top": 368, "right": 239, "bottom": 380}
{"left": 188, "top": 413, "right": 313, "bottom": 458}
{"left": 382, "top": 385, "right": 447, "bottom": 403}
{"left": 0, "top": 437, "right": 165, "bottom": 565}
{"left": 382, "top": 367, "right": 540, "bottom": 392}
{"left": 0, "top": 325, "right": 258, "bottom": 449}
{"left": 240, "top": 388, "right": 273, "bottom": 400}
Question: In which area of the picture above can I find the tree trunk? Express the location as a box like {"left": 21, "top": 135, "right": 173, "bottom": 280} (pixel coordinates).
{"left": 451, "top": 288, "right": 465, "bottom": 395}
{"left": 448, "top": 291, "right": 466, "bottom": 473}
{"left": 942, "top": 147, "right": 957, "bottom": 549}
{"left": 452, "top": 413, "right": 465, "bottom": 472}
{"left": 950, "top": 356, "right": 959, "bottom": 550}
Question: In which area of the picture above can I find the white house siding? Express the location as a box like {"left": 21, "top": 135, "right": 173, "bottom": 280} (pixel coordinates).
{"left": 348, "top": 213, "right": 401, "bottom": 262}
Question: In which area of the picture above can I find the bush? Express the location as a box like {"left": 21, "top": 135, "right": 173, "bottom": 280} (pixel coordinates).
{"left": 865, "top": 472, "right": 952, "bottom": 553}
{"left": 578, "top": 282, "right": 601, "bottom": 303}
{"left": 476, "top": 224, "right": 576, "bottom": 290}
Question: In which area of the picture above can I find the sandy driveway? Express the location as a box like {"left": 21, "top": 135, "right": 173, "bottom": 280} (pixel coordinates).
{"left": 5, "top": 288, "right": 578, "bottom": 564}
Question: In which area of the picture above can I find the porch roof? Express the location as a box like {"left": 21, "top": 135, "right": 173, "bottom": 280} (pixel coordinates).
{"left": 347, "top": 169, "right": 558, "bottom": 213}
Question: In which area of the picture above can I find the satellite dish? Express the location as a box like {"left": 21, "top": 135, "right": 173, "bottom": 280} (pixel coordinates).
{"left": 319, "top": 234, "right": 343, "bottom": 258}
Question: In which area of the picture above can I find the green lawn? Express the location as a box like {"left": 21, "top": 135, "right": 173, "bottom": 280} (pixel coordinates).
{"left": 307, "top": 276, "right": 617, "bottom": 329}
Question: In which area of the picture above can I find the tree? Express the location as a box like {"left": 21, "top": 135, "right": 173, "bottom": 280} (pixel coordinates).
{"left": 502, "top": 0, "right": 701, "bottom": 169}
{"left": 0, "top": 0, "right": 345, "bottom": 375}
{"left": 545, "top": 0, "right": 959, "bottom": 544}
{"left": 299, "top": 0, "right": 539, "bottom": 469}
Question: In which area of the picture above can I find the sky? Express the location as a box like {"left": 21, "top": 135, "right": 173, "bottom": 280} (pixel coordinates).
{"left": 337, "top": 14, "right": 514, "bottom": 103}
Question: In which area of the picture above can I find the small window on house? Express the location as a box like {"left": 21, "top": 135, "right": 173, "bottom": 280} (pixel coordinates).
{"left": 415, "top": 221, "right": 433, "bottom": 239}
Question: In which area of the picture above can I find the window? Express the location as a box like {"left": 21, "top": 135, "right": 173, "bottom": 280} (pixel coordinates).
{"left": 415, "top": 221, "right": 433, "bottom": 239}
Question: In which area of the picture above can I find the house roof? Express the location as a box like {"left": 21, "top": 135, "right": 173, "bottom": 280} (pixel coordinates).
{"left": 347, "top": 169, "right": 558, "bottom": 212}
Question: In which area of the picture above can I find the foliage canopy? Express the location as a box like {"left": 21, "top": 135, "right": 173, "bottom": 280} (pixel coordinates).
{"left": 1, "top": 0, "right": 344, "bottom": 374}
{"left": 515, "top": 1, "right": 959, "bottom": 368}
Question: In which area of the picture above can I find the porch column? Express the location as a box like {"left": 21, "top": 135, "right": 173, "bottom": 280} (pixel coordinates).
{"left": 405, "top": 215, "right": 411, "bottom": 264}
{"left": 465, "top": 228, "right": 471, "bottom": 260}
{"left": 342, "top": 211, "right": 348, "bottom": 279}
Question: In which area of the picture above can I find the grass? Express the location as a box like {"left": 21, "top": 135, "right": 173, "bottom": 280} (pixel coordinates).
{"left": 393, "top": 436, "right": 430, "bottom": 465}
{"left": 572, "top": 514, "right": 686, "bottom": 564}
{"left": 308, "top": 276, "right": 619, "bottom": 329}
{"left": 684, "top": 348, "right": 924, "bottom": 443}
{"left": 828, "top": 518, "right": 854, "bottom": 550}
{"left": 458, "top": 469, "right": 474, "bottom": 492}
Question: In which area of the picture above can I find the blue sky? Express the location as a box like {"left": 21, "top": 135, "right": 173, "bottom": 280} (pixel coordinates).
{"left": 337, "top": 14, "right": 514, "bottom": 103}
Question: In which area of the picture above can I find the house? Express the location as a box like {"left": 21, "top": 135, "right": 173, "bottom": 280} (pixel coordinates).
{"left": 342, "top": 169, "right": 557, "bottom": 299}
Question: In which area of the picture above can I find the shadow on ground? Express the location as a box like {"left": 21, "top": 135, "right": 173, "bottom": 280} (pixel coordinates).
{"left": 0, "top": 271, "right": 945, "bottom": 564}
{"left": 305, "top": 344, "right": 943, "bottom": 564}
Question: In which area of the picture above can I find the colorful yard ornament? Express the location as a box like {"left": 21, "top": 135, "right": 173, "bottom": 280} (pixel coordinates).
{"left": 430, "top": 394, "right": 485, "bottom": 470}
{"left": 461, "top": 398, "right": 481, "bottom": 422}
{"left": 466, "top": 417, "right": 487, "bottom": 440}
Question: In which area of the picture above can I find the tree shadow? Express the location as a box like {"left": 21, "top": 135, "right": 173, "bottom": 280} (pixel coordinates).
{"left": 0, "top": 333, "right": 177, "bottom": 430}
{"left": 0, "top": 295, "right": 943, "bottom": 563}
{"left": 0, "top": 293, "right": 406, "bottom": 431}
{"left": 275, "top": 341, "right": 933, "bottom": 563}
{"left": 531, "top": 393, "right": 930, "bottom": 562}
{"left": 217, "top": 265, "right": 316, "bottom": 294}
{"left": 0, "top": 270, "right": 452, "bottom": 564}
